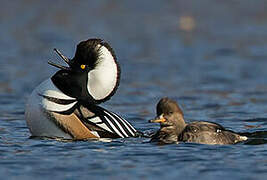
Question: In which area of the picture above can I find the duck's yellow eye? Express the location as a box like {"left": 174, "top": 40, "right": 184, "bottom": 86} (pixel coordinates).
{"left": 80, "top": 64, "right": 86, "bottom": 69}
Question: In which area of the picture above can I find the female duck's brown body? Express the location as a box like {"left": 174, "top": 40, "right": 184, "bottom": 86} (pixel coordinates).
{"left": 150, "top": 97, "right": 247, "bottom": 145}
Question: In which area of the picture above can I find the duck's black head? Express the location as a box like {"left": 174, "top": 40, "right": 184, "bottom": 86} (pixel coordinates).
{"left": 149, "top": 97, "right": 185, "bottom": 128}
{"left": 49, "top": 38, "right": 120, "bottom": 104}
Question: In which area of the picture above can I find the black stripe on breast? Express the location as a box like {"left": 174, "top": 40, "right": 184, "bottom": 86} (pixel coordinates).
{"left": 39, "top": 94, "right": 78, "bottom": 115}
{"left": 39, "top": 94, "right": 77, "bottom": 105}
{"left": 57, "top": 103, "right": 79, "bottom": 115}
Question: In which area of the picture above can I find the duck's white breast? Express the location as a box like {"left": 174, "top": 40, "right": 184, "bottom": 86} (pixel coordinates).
{"left": 25, "top": 79, "right": 75, "bottom": 139}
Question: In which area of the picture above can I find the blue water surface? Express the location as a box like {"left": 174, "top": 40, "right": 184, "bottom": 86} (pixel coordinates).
{"left": 1, "top": 1, "right": 267, "bottom": 179}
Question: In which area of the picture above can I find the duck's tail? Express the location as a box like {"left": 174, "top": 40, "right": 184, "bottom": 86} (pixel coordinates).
{"left": 239, "top": 135, "right": 248, "bottom": 141}
{"left": 235, "top": 134, "right": 248, "bottom": 143}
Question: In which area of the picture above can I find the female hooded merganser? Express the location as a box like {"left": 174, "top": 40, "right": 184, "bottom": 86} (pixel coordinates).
{"left": 149, "top": 97, "right": 247, "bottom": 145}
{"left": 25, "top": 38, "right": 138, "bottom": 140}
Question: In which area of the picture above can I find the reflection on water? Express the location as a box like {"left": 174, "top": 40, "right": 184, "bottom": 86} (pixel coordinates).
{"left": 1, "top": 1, "right": 267, "bottom": 180}
{"left": 241, "top": 128, "right": 267, "bottom": 145}
{"left": 245, "top": 138, "right": 267, "bottom": 145}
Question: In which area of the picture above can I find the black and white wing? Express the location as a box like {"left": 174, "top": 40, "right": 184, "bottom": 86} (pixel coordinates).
{"left": 79, "top": 105, "right": 137, "bottom": 138}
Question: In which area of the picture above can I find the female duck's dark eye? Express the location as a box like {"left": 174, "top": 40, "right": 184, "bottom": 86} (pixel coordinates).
{"left": 169, "top": 111, "right": 173, "bottom": 114}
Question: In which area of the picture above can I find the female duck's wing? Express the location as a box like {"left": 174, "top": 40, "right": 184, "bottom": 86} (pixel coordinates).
{"left": 187, "top": 121, "right": 226, "bottom": 132}
{"left": 76, "top": 104, "right": 137, "bottom": 138}
{"left": 179, "top": 121, "right": 245, "bottom": 144}
{"left": 179, "top": 122, "right": 221, "bottom": 144}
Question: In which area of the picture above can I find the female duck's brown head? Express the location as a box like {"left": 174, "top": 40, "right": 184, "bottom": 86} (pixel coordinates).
{"left": 149, "top": 97, "right": 186, "bottom": 135}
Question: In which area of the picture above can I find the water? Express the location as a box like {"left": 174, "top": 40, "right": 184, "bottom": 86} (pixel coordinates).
{"left": 1, "top": 1, "right": 267, "bottom": 179}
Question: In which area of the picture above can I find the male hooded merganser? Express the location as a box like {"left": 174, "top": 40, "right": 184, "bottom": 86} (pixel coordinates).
{"left": 25, "top": 38, "right": 138, "bottom": 140}
{"left": 149, "top": 97, "right": 247, "bottom": 145}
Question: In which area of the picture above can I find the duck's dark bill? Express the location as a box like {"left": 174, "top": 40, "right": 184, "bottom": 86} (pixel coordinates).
{"left": 54, "top": 48, "right": 70, "bottom": 64}
{"left": 47, "top": 61, "right": 71, "bottom": 70}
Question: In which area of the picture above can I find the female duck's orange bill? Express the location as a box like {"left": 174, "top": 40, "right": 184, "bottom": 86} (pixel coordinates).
{"left": 149, "top": 114, "right": 166, "bottom": 123}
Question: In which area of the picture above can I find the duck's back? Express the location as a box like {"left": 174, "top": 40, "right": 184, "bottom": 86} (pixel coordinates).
{"left": 179, "top": 121, "right": 247, "bottom": 145}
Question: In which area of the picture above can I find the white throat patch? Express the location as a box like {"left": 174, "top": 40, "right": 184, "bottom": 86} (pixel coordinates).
{"left": 87, "top": 45, "right": 118, "bottom": 100}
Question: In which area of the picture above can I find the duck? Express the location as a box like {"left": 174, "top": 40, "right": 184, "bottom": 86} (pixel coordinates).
{"left": 25, "top": 38, "right": 139, "bottom": 140}
{"left": 149, "top": 97, "right": 247, "bottom": 145}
